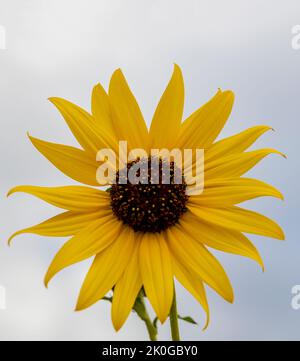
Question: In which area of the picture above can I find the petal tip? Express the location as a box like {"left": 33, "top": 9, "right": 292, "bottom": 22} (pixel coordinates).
{"left": 224, "top": 89, "right": 235, "bottom": 100}
{"left": 92, "top": 82, "right": 101, "bottom": 90}
{"left": 7, "top": 232, "right": 18, "bottom": 246}
{"left": 202, "top": 316, "right": 210, "bottom": 331}
{"left": 48, "top": 96, "right": 56, "bottom": 103}
{"left": 172, "top": 63, "right": 183, "bottom": 80}
{"left": 259, "top": 259, "right": 265, "bottom": 272}
{"left": 112, "top": 320, "right": 122, "bottom": 332}
{"left": 27, "top": 133, "right": 37, "bottom": 145}
{"left": 74, "top": 300, "right": 85, "bottom": 312}
{"left": 7, "top": 186, "right": 18, "bottom": 197}
{"left": 279, "top": 232, "right": 286, "bottom": 241}
{"left": 173, "top": 63, "right": 182, "bottom": 73}
{"left": 226, "top": 289, "right": 234, "bottom": 304}
{"left": 44, "top": 271, "right": 52, "bottom": 289}
{"left": 157, "top": 314, "right": 168, "bottom": 324}
{"left": 111, "top": 68, "right": 123, "bottom": 78}
{"left": 48, "top": 97, "right": 64, "bottom": 107}
{"left": 282, "top": 153, "right": 287, "bottom": 159}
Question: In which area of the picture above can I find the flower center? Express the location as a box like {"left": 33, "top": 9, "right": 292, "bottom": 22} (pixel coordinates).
{"left": 110, "top": 157, "right": 188, "bottom": 233}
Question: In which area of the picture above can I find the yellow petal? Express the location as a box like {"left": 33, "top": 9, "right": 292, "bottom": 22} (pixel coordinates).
{"left": 149, "top": 64, "right": 184, "bottom": 149}
{"left": 139, "top": 232, "right": 174, "bottom": 323}
{"left": 189, "top": 177, "right": 283, "bottom": 206}
{"left": 76, "top": 226, "right": 136, "bottom": 310}
{"left": 179, "top": 211, "right": 264, "bottom": 269}
{"left": 205, "top": 148, "right": 285, "bottom": 180}
{"left": 167, "top": 225, "right": 234, "bottom": 303}
{"left": 188, "top": 205, "right": 285, "bottom": 240}
{"left": 112, "top": 243, "right": 142, "bottom": 331}
{"left": 49, "top": 97, "right": 118, "bottom": 156}
{"left": 173, "top": 258, "right": 210, "bottom": 330}
{"left": 29, "top": 135, "right": 99, "bottom": 186}
{"left": 91, "top": 83, "right": 115, "bottom": 136}
{"left": 7, "top": 185, "right": 110, "bottom": 212}
{"left": 45, "top": 215, "right": 122, "bottom": 286}
{"left": 205, "top": 126, "right": 273, "bottom": 163}
{"left": 177, "top": 90, "right": 234, "bottom": 149}
{"left": 109, "top": 69, "right": 149, "bottom": 150}
{"left": 8, "top": 209, "right": 110, "bottom": 245}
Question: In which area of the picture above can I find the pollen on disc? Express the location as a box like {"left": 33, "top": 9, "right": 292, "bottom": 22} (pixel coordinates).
{"left": 110, "top": 157, "right": 188, "bottom": 233}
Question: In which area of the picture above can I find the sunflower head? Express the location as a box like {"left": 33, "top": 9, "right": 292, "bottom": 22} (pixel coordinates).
{"left": 8, "top": 64, "right": 285, "bottom": 335}
{"left": 110, "top": 157, "right": 189, "bottom": 233}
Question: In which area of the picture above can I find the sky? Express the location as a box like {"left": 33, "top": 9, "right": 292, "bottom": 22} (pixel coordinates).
{"left": 0, "top": 0, "right": 299, "bottom": 340}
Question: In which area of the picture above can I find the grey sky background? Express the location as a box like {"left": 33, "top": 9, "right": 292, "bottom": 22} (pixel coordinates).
{"left": 0, "top": 0, "right": 299, "bottom": 340}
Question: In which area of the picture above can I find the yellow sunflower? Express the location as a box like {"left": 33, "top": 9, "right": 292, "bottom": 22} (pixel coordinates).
{"left": 8, "top": 65, "right": 284, "bottom": 340}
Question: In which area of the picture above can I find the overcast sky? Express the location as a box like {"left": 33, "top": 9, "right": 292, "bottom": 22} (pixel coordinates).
{"left": 0, "top": 0, "right": 299, "bottom": 340}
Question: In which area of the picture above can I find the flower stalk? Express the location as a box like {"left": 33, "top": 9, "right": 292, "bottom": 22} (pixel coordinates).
{"left": 169, "top": 289, "right": 180, "bottom": 341}
{"left": 133, "top": 292, "right": 157, "bottom": 341}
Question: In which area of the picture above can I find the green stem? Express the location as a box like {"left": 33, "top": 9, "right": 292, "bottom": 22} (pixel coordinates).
{"left": 133, "top": 293, "right": 157, "bottom": 341}
{"left": 169, "top": 289, "right": 180, "bottom": 341}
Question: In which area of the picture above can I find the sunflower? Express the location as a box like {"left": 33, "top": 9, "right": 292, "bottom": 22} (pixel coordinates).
{"left": 8, "top": 65, "right": 284, "bottom": 340}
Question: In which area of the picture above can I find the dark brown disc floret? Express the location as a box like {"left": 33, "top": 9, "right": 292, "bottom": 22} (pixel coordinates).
{"left": 110, "top": 157, "right": 188, "bottom": 233}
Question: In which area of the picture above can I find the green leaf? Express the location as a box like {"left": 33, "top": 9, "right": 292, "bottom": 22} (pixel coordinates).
{"left": 178, "top": 315, "right": 197, "bottom": 325}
